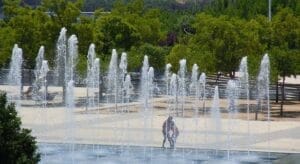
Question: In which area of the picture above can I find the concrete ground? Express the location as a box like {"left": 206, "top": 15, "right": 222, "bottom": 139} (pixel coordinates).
{"left": 1, "top": 85, "right": 300, "bottom": 153}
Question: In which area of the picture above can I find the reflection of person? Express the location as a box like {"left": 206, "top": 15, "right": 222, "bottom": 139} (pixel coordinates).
{"left": 162, "top": 116, "right": 179, "bottom": 149}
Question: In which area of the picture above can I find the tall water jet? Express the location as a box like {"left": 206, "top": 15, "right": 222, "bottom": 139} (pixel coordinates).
{"left": 122, "top": 74, "right": 133, "bottom": 155}
{"left": 93, "top": 58, "right": 100, "bottom": 107}
{"left": 119, "top": 52, "right": 128, "bottom": 112}
{"left": 66, "top": 80, "right": 75, "bottom": 161}
{"left": 107, "top": 49, "right": 119, "bottom": 112}
{"left": 33, "top": 46, "right": 45, "bottom": 100}
{"left": 199, "top": 73, "right": 207, "bottom": 113}
{"left": 124, "top": 75, "right": 133, "bottom": 111}
{"left": 65, "top": 35, "right": 78, "bottom": 85}
{"left": 190, "top": 64, "right": 199, "bottom": 97}
{"left": 226, "top": 80, "right": 239, "bottom": 159}
{"left": 39, "top": 60, "right": 49, "bottom": 158}
{"left": 55, "top": 27, "right": 67, "bottom": 102}
{"left": 211, "top": 86, "right": 221, "bottom": 155}
{"left": 34, "top": 46, "right": 45, "bottom": 78}
{"left": 86, "top": 43, "right": 96, "bottom": 109}
{"left": 140, "top": 55, "right": 154, "bottom": 158}
{"left": 141, "top": 55, "right": 150, "bottom": 111}
{"left": 178, "top": 59, "right": 187, "bottom": 117}
{"left": 257, "top": 54, "right": 270, "bottom": 155}
{"left": 190, "top": 64, "right": 199, "bottom": 151}
{"left": 199, "top": 73, "right": 207, "bottom": 152}
{"left": 238, "top": 56, "right": 250, "bottom": 154}
{"left": 7, "top": 44, "right": 23, "bottom": 107}
{"left": 170, "top": 73, "right": 178, "bottom": 115}
{"left": 40, "top": 60, "right": 49, "bottom": 107}
{"left": 164, "top": 63, "right": 172, "bottom": 95}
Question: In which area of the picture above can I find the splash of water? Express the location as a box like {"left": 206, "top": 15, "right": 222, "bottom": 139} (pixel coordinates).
{"left": 7, "top": 44, "right": 23, "bottom": 106}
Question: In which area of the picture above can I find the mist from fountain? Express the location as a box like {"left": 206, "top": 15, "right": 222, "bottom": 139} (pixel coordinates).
{"left": 170, "top": 73, "right": 178, "bottom": 116}
{"left": 238, "top": 56, "right": 250, "bottom": 154}
{"left": 211, "top": 86, "right": 221, "bottom": 155}
{"left": 226, "top": 79, "right": 239, "bottom": 159}
{"left": 7, "top": 44, "right": 23, "bottom": 107}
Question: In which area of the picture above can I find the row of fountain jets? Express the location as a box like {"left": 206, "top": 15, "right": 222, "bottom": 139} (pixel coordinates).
{"left": 6, "top": 27, "right": 270, "bottom": 156}
{"left": 7, "top": 27, "right": 270, "bottom": 115}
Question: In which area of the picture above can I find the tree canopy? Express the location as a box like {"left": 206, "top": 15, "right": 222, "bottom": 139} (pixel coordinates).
{"left": 0, "top": 0, "right": 298, "bottom": 80}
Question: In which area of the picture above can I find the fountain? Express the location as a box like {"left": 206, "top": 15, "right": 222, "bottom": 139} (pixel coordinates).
{"left": 190, "top": 64, "right": 199, "bottom": 151}
{"left": 226, "top": 79, "right": 239, "bottom": 159}
{"left": 65, "top": 80, "right": 75, "bottom": 161}
{"left": 86, "top": 43, "right": 98, "bottom": 109}
{"left": 5, "top": 27, "right": 295, "bottom": 163}
{"left": 164, "top": 63, "right": 172, "bottom": 95}
{"left": 257, "top": 54, "right": 270, "bottom": 156}
{"left": 40, "top": 60, "right": 49, "bottom": 107}
{"left": 7, "top": 44, "right": 23, "bottom": 107}
{"left": 178, "top": 59, "right": 187, "bottom": 117}
{"left": 210, "top": 86, "right": 221, "bottom": 154}
{"left": 32, "top": 46, "right": 45, "bottom": 100}
{"left": 107, "top": 49, "right": 119, "bottom": 112}
{"left": 238, "top": 56, "right": 250, "bottom": 154}
{"left": 55, "top": 27, "right": 67, "bottom": 87}
{"left": 119, "top": 52, "right": 128, "bottom": 112}
{"left": 65, "top": 35, "right": 78, "bottom": 86}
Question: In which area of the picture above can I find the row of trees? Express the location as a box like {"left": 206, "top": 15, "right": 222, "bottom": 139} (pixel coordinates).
{"left": 0, "top": 0, "right": 299, "bottom": 80}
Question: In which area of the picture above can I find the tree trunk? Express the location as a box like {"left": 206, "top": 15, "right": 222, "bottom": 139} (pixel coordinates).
{"left": 276, "top": 77, "right": 279, "bottom": 103}
{"left": 280, "top": 76, "right": 285, "bottom": 117}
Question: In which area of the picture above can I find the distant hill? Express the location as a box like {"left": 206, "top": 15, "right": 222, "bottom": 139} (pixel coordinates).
{"left": 0, "top": 0, "right": 209, "bottom": 12}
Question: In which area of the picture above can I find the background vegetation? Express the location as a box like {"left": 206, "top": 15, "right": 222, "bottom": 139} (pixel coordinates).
{"left": 0, "top": 0, "right": 299, "bottom": 80}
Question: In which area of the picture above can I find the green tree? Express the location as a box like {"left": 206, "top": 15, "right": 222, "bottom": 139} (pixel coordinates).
{"left": 270, "top": 8, "right": 300, "bottom": 115}
{"left": 0, "top": 26, "right": 17, "bottom": 68}
{"left": 0, "top": 92, "right": 40, "bottom": 163}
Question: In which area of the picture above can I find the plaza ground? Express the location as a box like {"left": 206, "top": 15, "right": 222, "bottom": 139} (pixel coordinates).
{"left": 1, "top": 85, "right": 299, "bottom": 153}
